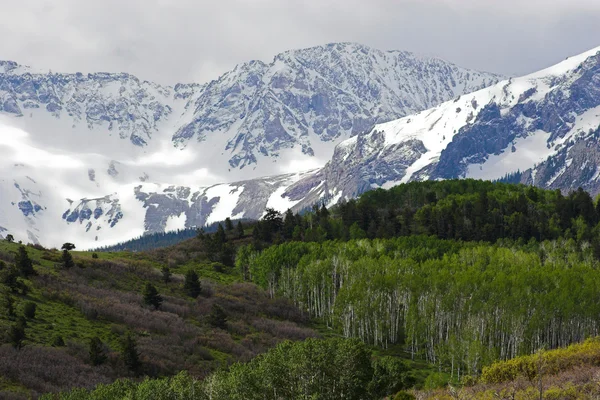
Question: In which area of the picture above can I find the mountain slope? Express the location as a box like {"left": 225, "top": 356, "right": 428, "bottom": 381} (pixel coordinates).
{"left": 284, "top": 45, "right": 600, "bottom": 207}
{"left": 0, "top": 43, "right": 501, "bottom": 248}
{"left": 172, "top": 43, "right": 501, "bottom": 170}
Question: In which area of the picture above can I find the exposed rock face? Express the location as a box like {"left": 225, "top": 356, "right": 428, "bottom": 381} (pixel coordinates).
{"left": 0, "top": 43, "right": 503, "bottom": 248}
{"left": 172, "top": 43, "right": 501, "bottom": 169}
{"left": 285, "top": 47, "right": 600, "bottom": 205}
{"left": 0, "top": 43, "right": 501, "bottom": 173}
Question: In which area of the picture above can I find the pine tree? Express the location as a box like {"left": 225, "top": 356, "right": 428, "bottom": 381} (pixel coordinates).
{"left": 61, "top": 242, "right": 76, "bottom": 251}
{"left": 51, "top": 335, "right": 65, "bottom": 347}
{"left": 3, "top": 292, "right": 15, "bottom": 319}
{"left": 237, "top": 221, "right": 245, "bottom": 239}
{"left": 23, "top": 302, "right": 36, "bottom": 319}
{"left": 9, "top": 318, "right": 26, "bottom": 349}
{"left": 89, "top": 336, "right": 107, "bottom": 366}
{"left": 184, "top": 270, "right": 201, "bottom": 298}
{"left": 161, "top": 266, "right": 172, "bottom": 283}
{"left": 225, "top": 217, "right": 234, "bottom": 232}
{"left": 121, "top": 332, "right": 141, "bottom": 373}
{"left": 62, "top": 249, "right": 75, "bottom": 269}
{"left": 283, "top": 209, "right": 296, "bottom": 239}
{"left": 207, "top": 304, "right": 227, "bottom": 329}
{"left": 2, "top": 265, "right": 20, "bottom": 293}
{"left": 15, "top": 246, "right": 35, "bottom": 277}
{"left": 142, "top": 283, "right": 163, "bottom": 310}
{"left": 215, "top": 223, "right": 227, "bottom": 245}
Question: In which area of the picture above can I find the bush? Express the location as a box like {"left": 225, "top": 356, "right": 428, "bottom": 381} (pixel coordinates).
{"left": 394, "top": 392, "right": 416, "bottom": 400}
{"left": 424, "top": 372, "right": 449, "bottom": 389}
{"left": 51, "top": 335, "right": 65, "bottom": 347}
{"left": 23, "top": 302, "right": 36, "bottom": 319}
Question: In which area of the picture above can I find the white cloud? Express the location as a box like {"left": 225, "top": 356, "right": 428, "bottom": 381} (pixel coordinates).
{"left": 0, "top": 0, "right": 598, "bottom": 84}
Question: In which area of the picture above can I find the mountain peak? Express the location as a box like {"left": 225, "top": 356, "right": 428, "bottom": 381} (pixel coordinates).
{"left": 0, "top": 43, "right": 502, "bottom": 248}
{"left": 287, "top": 44, "right": 600, "bottom": 209}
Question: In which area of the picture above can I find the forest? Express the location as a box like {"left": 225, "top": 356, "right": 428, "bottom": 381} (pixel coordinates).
{"left": 3, "top": 179, "right": 600, "bottom": 399}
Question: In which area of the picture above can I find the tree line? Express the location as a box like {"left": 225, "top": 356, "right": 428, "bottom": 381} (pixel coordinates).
{"left": 250, "top": 180, "right": 600, "bottom": 251}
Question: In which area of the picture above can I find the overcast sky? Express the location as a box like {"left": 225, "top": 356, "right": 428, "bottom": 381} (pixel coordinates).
{"left": 1, "top": 0, "right": 600, "bottom": 85}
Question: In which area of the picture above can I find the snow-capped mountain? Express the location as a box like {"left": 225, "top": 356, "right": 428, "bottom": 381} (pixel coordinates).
{"left": 0, "top": 43, "right": 501, "bottom": 248}
{"left": 172, "top": 43, "right": 501, "bottom": 170}
{"left": 284, "top": 45, "right": 600, "bottom": 208}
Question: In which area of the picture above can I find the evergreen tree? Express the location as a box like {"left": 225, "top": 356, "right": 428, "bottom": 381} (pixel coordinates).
{"left": 15, "top": 246, "right": 35, "bottom": 277}
{"left": 5, "top": 234, "right": 14, "bottom": 243}
{"left": 89, "top": 336, "right": 107, "bottom": 366}
{"left": 121, "top": 332, "right": 141, "bottom": 373}
{"left": 237, "top": 221, "right": 244, "bottom": 239}
{"left": 161, "top": 266, "right": 172, "bottom": 283}
{"left": 207, "top": 304, "right": 227, "bottom": 329}
{"left": 61, "top": 242, "right": 76, "bottom": 251}
{"left": 3, "top": 292, "right": 15, "bottom": 319}
{"left": 215, "top": 224, "right": 227, "bottom": 245}
{"left": 62, "top": 249, "right": 75, "bottom": 269}
{"left": 183, "top": 270, "right": 201, "bottom": 298}
{"left": 2, "top": 265, "right": 20, "bottom": 293}
{"left": 51, "top": 335, "right": 65, "bottom": 347}
{"left": 142, "top": 283, "right": 163, "bottom": 310}
{"left": 283, "top": 209, "right": 295, "bottom": 238}
{"left": 225, "top": 217, "right": 234, "bottom": 232}
{"left": 23, "top": 302, "right": 36, "bottom": 319}
{"left": 8, "top": 318, "right": 26, "bottom": 349}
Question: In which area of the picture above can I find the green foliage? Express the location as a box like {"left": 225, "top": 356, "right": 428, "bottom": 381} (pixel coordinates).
{"left": 236, "top": 221, "right": 244, "bottom": 239}
{"left": 91, "top": 253, "right": 98, "bottom": 259}
{"left": 142, "top": 282, "right": 163, "bottom": 310}
{"left": 244, "top": 234, "right": 600, "bottom": 376}
{"left": 207, "top": 304, "right": 227, "bottom": 329}
{"left": 161, "top": 266, "right": 171, "bottom": 283}
{"left": 15, "top": 245, "right": 36, "bottom": 277}
{"left": 89, "top": 336, "right": 107, "bottom": 366}
{"left": 23, "top": 301, "right": 36, "bottom": 319}
{"left": 49, "top": 338, "right": 417, "bottom": 400}
{"left": 394, "top": 392, "right": 416, "bottom": 400}
{"left": 8, "top": 318, "right": 26, "bottom": 349}
{"left": 1, "top": 264, "right": 20, "bottom": 292}
{"left": 51, "top": 334, "right": 65, "bottom": 347}
{"left": 121, "top": 332, "right": 141, "bottom": 374}
{"left": 183, "top": 269, "right": 201, "bottom": 298}
{"left": 3, "top": 292, "right": 15, "bottom": 318}
{"left": 424, "top": 372, "right": 449, "bottom": 389}
{"left": 481, "top": 338, "right": 600, "bottom": 384}
{"left": 369, "top": 356, "right": 415, "bottom": 398}
{"left": 5, "top": 234, "right": 14, "bottom": 243}
{"left": 225, "top": 217, "right": 234, "bottom": 231}
{"left": 62, "top": 249, "right": 75, "bottom": 269}
{"left": 252, "top": 180, "right": 600, "bottom": 249}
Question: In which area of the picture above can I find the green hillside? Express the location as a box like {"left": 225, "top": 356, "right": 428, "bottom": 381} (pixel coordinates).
{"left": 3, "top": 180, "right": 600, "bottom": 399}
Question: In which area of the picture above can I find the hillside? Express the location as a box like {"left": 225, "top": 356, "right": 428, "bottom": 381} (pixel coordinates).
{"left": 418, "top": 338, "right": 600, "bottom": 399}
{"left": 0, "top": 233, "right": 319, "bottom": 398}
{"left": 4, "top": 180, "right": 600, "bottom": 399}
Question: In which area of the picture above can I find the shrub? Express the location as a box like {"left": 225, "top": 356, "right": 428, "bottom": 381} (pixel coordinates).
{"left": 89, "top": 337, "right": 107, "bottom": 366}
{"left": 394, "top": 392, "right": 416, "bottom": 400}
{"left": 51, "top": 335, "right": 65, "bottom": 347}
{"left": 183, "top": 270, "right": 201, "bottom": 298}
{"left": 23, "top": 302, "right": 36, "bottom": 319}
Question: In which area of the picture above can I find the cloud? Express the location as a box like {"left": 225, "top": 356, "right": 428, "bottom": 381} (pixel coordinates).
{"left": 0, "top": 0, "right": 599, "bottom": 84}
